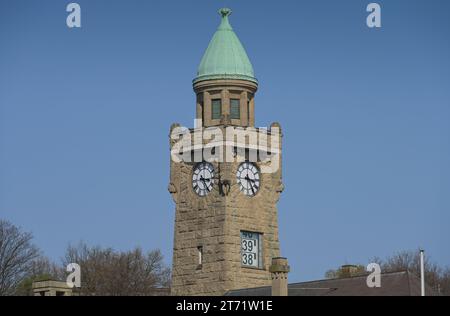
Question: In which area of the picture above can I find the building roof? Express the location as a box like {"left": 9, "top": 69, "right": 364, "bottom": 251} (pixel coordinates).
{"left": 32, "top": 279, "right": 72, "bottom": 291}
{"left": 193, "top": 8, "right": 257, "bottom": 85}
{"left": 225, "top": 271, "right": 438, "bottom": 296}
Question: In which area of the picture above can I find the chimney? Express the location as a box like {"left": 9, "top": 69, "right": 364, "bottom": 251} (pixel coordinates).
{"left": 269, "top": 257, "right": 290, "bottom": 296}
{"left": 420, "top": 249, "right": 425, "bottom": 296}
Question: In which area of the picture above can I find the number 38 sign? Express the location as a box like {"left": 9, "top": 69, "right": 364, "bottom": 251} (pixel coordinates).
{"left": 241, "top": 231, "right": 262, "bottom": 268}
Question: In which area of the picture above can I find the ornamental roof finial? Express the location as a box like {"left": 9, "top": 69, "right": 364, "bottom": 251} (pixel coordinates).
{"left": 219, "top": 8, "right": 232, "bottom": 18}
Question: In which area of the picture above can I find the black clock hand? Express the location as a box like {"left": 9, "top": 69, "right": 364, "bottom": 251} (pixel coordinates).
{"left": 244, "top": 175, "right": 256, "bottom": 194}
{"left": 200, "top": 176, "right": 211, "bottom": 182}
{"left": 248, "top": 178, "right": 256, "bottom": 184}
{"left": 200, "top": 176, "right": 211, "bottom": 192}
{"left": 249, "top": 180, "right": 255, "bottom": 194}
{"left": 244, "top": 176, "right": 256, "bottom": 184}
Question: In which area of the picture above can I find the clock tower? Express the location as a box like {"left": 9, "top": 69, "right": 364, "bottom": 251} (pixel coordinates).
{"left": 168, "top": 8, "right": 284, "bottom": 296}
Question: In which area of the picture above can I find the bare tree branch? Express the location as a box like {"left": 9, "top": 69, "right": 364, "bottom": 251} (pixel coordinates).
{"left": 62, "top": 242, "right": 170, "bottom": 295}
{"left": 0, "top": 220, "right": 40, "bottom": 295}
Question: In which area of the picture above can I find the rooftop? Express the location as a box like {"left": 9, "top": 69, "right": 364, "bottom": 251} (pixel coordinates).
{"left": 194, "top": 8, "right": 257, "bottom": 85}
{"left": 225, "top": 271, "right": 438, "bottom": 296}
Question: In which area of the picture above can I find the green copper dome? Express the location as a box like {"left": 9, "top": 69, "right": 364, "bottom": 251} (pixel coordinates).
{"left": 194, "top": 8, "right": 257, "bottom": 84}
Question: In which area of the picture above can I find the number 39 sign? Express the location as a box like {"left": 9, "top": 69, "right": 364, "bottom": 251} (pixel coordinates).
{"left": 241, "top": 231, "right": 261, "bottom": 268}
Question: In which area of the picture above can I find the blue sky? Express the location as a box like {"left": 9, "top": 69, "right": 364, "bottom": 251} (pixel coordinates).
{"left": 1, "top": 0, "right": 449, "bottom": 282}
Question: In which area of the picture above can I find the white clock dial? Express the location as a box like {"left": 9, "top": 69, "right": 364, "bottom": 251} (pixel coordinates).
{"left": 236, "top": 162, "right": 260, "bottom": 197}
{"left": 192, "top": 162, "right": 215, "bottom": 196}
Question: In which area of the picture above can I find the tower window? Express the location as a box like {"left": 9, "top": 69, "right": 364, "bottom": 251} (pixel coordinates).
{"left": 230, "top": 99, "right": 240, "bottom": 119}
{"left": 198, "top": 93, "right": 204, "bottom": 122}
{"left": 197, "top": 246, "right": 203, "bottom": 267}
{"left": 211, "top": 99, "right": 222, "bottom": 120}
{"left": 240, "top": 231, "right": 262, "bottom": 269}
{"left": 247, "top": 94, "right": 253, "bottom": 126}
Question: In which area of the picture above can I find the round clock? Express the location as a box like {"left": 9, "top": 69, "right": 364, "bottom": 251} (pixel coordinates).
{"left": 192, "top": 162, "right": 215, "bottom": 196}
{"left": 236, "top": 162, "right": 260, "bottom": 196}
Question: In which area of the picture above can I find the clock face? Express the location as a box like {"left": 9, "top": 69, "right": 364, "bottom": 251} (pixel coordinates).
{"left": 236, "top": 162, "right": 260, "bottom": 196}
{"left": 192, "top": 162, "right": 215, "bottom": 196}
